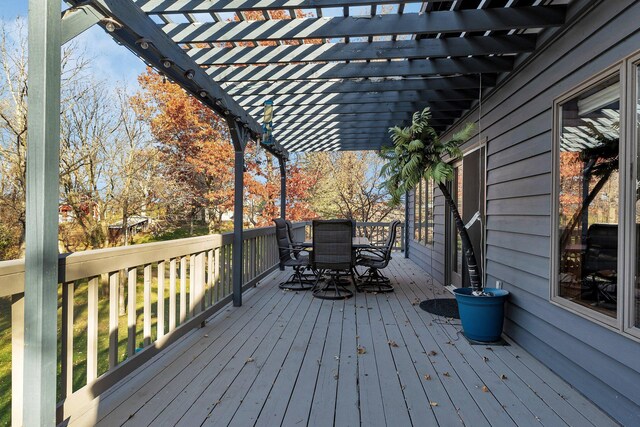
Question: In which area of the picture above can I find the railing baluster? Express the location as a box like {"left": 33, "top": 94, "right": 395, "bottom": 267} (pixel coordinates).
{"left": 169, "top": 258, "right": 177, "bottom": 331}
{"left": 189, "top": 254, "right": 195, "bottom": 316}
{"left": 143, "top": 264, "right": 152, "bottom": 347}
{"left": 127, "top": 267, "right": 137, "bottom": 357}
{"left": 87, "top": 276, "right": 99, "bottom": 382}
{"left": 214, "top": 247, "right": 221, "bottom": 303}
{"left": 180, "top": 256, "right": 187, "bottom": 324}
{"left": 250, "top": 238, "right": 256, "bottom": 281}
{"left": 220, "top": 245, "right": 227, "bottom": 298}
{"left": 195, "top": 252, "right": 204, "bottom": 314}
{"left": 207, "top": 250, "right": 213, "bottom": 307}
{"left": 11, "top": 292, "right": 24, "bottom": 426}
{"left": 157, "top": 261, "right": 165, "bottom": 339}
{"left": 60, "top": 282, "right": 74, "bottom": 398}
{"left": 108, "top": 272, "right": 119, "bottom": 369}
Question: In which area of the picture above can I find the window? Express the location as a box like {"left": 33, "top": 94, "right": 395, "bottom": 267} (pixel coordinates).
{"left": 556, "top": 74, "right": 620, "bottom": 320}
{"left": 413, "top": 178, "right": 434, "bottom": 246}
{"left": 552, "top": 55, "right": 640, "bottom": 338}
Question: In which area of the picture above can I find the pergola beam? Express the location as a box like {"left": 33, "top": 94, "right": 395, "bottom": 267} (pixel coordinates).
{"left": 82, "top": 0, "right": 261, "bottom": 136}
{"left": 275, "top": 111, "right": 453, "bottom": 124}
{"left": 238, "top": 89, "right": 480, "bottom": 107}
{"left": 189, "top": 34, "right": 536, "bottom": 66}
{"left": 161, "top": 6, "right": 565, "bottom": 44}
{"left": 225, "top": 75, "right": 491, "bottom": 97}
{"left": 249, "top": 100, "right": 469, "bottom": 116}
{"left": 209, "top": 57, "right": 513, "bottom": 82}
{"left": 139, "top": 0, "right": 451, "bottom": 14}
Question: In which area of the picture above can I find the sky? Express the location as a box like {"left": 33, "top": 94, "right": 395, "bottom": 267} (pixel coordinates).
{"left": 1, "top": 1, "right": 146, "bottom": 86}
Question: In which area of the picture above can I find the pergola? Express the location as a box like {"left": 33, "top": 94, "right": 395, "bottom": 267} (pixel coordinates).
{"left": 25, "top": 0, "right": 568, "bottom": 424}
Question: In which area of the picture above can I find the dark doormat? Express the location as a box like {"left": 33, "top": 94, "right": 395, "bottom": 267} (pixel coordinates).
{"left": 419, "top": 298, "right": 460, "bottom": 319}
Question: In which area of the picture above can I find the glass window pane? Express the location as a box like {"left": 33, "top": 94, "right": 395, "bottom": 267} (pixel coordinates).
{"left": 558, "top": 75, "right": 620, "bottom": 319}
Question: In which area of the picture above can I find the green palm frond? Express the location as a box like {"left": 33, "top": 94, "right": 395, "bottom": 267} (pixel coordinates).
{"left": 379, "top": 107, "right": 473, "bottom": 206}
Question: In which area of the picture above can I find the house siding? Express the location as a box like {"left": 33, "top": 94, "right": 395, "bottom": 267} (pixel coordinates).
{"left": 408, "top": 1, "right": 640, "bottom": 424}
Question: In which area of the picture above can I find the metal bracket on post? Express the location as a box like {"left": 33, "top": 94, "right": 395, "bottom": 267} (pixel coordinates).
{"left": 278, "top": 157, "right": 286, "bottom": 219}
{"left": 228, "top": 119, "right": 251, "bottom": 307}
{"left": 61, "top": 3, "right": 104, "bottom": 44}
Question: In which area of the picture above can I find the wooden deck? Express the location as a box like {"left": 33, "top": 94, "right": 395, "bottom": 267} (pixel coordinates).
{"left": 67, "top": 257, "right": 617, "bottom": 427}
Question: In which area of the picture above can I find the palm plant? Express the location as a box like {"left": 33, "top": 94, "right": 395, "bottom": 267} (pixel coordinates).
{"left": 379, "top": 108, "right": 484, "bottom": 294}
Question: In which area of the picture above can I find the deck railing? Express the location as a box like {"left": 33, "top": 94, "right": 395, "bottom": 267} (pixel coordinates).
{"left": 0, "top": 222, "right": 306, "bottom": 425}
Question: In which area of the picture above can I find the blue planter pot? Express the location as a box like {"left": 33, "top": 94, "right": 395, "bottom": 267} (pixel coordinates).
{"left": 453, "top": 287, "right": 509, "bottom": 342}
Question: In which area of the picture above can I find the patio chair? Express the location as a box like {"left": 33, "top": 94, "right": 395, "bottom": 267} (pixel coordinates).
{"left": 286, "top": 219, "right": 318, "bottom": 281}
{"left": 311, "top": 219, "right": 355, "bottom": 300}
{"left": 355, "top": 220, "right": 401, "bottom": 293}
{"left": 274, "top": 218, "right": 314, "bottom": 291}
{"left": 582, "top": 223, "right": 617, "bottom": 305}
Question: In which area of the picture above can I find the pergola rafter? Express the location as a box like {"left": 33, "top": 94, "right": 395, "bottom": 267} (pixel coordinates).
{"left": 138, "top": 0, "right": 452, "bottom": 14}
{"left": 237, "top": 89, "right": 479, "bottom": 108}
{"left": 188, "top": 34, "right": 537, "bottom": 66}
{"left": 208, "top": 56, "right": 514, "bottom": 82}
{"left": 224, "top": 76, "right": 491, "bottom": 97}
{"left": 160, "top": 6, "right": 565, "bottom": 44}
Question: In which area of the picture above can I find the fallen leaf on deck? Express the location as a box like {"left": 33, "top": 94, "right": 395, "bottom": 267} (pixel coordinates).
{"left": 245, "top": 357, "right": 254, "bottom": 363}
{"left": 388, "top": 340, "right": 399, "bottom": 347}
{"left": 500, "top": 374, "right": 507, "bottom": 380}
{"left": 482, "top": 356, "right": 489, "bottom": 362}
{"left": 428, "top": 350, "right": 438, "bottom": 356}
{"left": 423, "top": 374, "right": 432, "bottom": 380}
{"left": 430, "top": 402, "right": 439, "bottom": 407}
{"left": 442, "top": 372, "right": 451, "bottom": 377}
{"left": 482, "top": 385, "right": 489, "bottom": 392}
{"left": 357, "top": 345, "right": 367, "bottom": 355}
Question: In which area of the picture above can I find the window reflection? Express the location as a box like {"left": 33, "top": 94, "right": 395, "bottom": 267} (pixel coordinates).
{"left": 558, "top": 76, "right": 620, "bottom": 318}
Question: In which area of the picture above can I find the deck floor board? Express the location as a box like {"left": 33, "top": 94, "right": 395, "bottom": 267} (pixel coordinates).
{"left": 67, "top": 257, "right": 618, "bottom": 427}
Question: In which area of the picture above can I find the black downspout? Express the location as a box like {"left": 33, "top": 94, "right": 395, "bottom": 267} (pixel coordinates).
{"left": 279, "top": 157, "right": 286, "bottom": 219}
{"left": 404, "top": 190, "right": 410, "bottom": 259}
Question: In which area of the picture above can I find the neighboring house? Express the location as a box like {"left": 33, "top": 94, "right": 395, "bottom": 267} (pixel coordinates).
{"left": 108, "top": 216, "right": 151, "bottom": 242}
{"left": 406, "top": 1, "right": 640, "bottom": 424}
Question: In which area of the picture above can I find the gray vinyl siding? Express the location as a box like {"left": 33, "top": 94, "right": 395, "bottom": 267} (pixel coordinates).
{"left": 409, "top": 1, "right": 640, "bottom": 424}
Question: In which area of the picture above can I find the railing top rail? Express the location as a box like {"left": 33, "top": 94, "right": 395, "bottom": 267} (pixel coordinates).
{"left": 0, "top": 223, "right": 295, "bottom": 297}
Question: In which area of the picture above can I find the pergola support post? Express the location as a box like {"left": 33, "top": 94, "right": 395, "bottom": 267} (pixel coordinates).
{"left": 228, "top": 120, "right": 250, "bottom": 307}
{"left": 279, "top": 157, "right": 286, "bottom": 219}
{"left": 24, "top": 0, "right": 62, "bottom": 425}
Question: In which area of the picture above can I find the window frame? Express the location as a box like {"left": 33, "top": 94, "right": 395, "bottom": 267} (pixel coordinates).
{"left": 550, "top": 58, "right": 640, "bottom": 339}
{"left": 623, "top": 52, "right": 640, "bottom": 339}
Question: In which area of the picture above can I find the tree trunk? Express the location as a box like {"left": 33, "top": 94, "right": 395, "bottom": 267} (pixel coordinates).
{"left": 559, "top": 169, "right": 613, "bottom": 251}
{"left": 437, "top": 182, "right": 483, "bottom": 293}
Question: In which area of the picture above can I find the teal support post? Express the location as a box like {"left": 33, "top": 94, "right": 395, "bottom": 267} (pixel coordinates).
{"left": 233, "top": 149, "right": 244, "bottom": 307}
{"left": 25, "top": 0, "right": 62, "bottom": 425}
{"left": 228, "top": 120, "right": 249, "bottom": 307}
